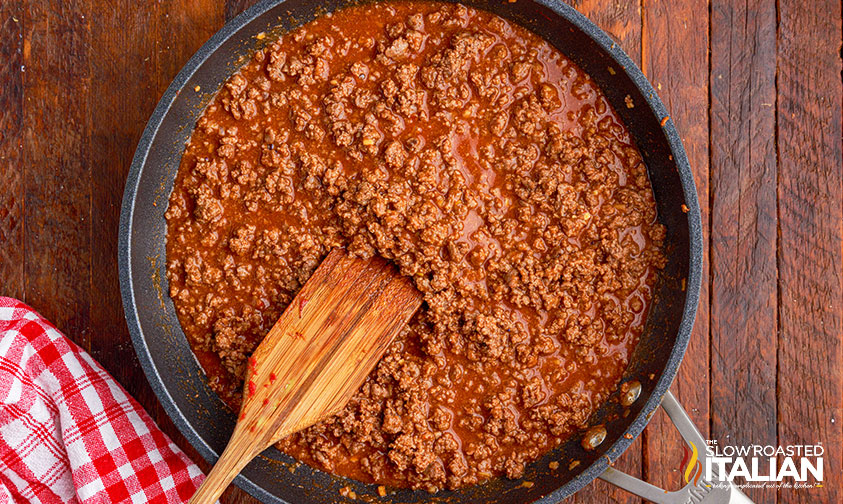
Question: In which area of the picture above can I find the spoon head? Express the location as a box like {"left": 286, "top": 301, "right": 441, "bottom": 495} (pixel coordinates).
{"left": 235, "top": 248, "right": 422, "bottom": 450}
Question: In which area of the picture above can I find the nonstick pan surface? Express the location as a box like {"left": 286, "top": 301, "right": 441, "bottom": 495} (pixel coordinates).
{"left": 118, "top": 0, "right": 703, "bottom": 502}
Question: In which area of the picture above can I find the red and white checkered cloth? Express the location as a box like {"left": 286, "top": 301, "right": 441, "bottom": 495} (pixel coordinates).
{"left": 0, "top": 297, "right": 205, "bottom": 503}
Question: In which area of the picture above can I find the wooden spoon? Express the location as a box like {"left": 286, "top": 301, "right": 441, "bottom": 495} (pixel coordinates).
{"left": 189, "top": 248, "right": 422, "bottom": 503}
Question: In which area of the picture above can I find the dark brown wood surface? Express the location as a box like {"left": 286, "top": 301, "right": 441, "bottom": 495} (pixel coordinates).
{"left": 0, "top": 1, "right": 839, "bottom": 503}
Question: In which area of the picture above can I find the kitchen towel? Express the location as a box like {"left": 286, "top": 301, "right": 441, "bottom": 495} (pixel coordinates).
{"left": 0, "top": 296, "right": 205, "bottom": 503}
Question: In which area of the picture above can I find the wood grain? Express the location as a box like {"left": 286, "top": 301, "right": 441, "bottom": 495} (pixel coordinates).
{"left": 226, "top": 0, "right": 261, "bottom": 22}
{"left": 156, "top": 0, "right": 224, "bottom": 95}
{"left": 1, "top": 1, "right": 840, "bottom": 503}
{"left": 256, "top": 250, "right": 420, "bottom": 445}
{"left": 80, "top": 0, "right": 240, "bottom": 501}
{"left": 82, "top": 0, "right": 212, "bottom": 485}
{"left": 640, "top": 0, "right": 711, "bottom": 492}
{"left": 776, "top": 0, "right": 842, "bottom": 502}
{"left": 567, "top": 0, "right": 642, "bottom": 67}
{"left": 87, "top": 0, "right": 157, "bottom": 389}
{"left": 0, "top": 2, "right": 24, "bottom": 301}
{"left": 709, "top": 0, "right": 777, "bottom": 502}
{"left": 22, "top": 0, "right": 92, "bottom": 348}
{"left": 122, "top": 0, "right": 235, "bottom": 499}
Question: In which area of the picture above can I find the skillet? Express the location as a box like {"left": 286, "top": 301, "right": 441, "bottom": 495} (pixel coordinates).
{"left": 117, "top": 0, "right": 741, "bottom": 502}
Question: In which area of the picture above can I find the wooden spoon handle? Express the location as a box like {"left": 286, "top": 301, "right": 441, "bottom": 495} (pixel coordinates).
{"left": 189, "top": 436, "right": 256, "bottom": 504}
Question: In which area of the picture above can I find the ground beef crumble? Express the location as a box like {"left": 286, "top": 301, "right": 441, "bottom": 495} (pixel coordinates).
{"left": 166, "top": 1, "right": 666, "bottom": 492}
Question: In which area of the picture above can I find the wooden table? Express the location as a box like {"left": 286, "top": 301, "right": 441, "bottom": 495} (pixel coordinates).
{"left": 0, "top": 1, "right": 839, "bottom": 502}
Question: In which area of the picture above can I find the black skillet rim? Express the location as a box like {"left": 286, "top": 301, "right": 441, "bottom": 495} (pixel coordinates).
{"left": 118, "top": 0, "right": 703, "bottom": 501}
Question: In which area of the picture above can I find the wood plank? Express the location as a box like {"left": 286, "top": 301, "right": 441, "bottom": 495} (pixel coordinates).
{"left": 156, "top": 0, "right": 224, "bottom": 95}
{"left": 86, "top": 0, "right": 158, "bottom": 388}
{"left": 225, "top": 0, "right": 260, "bottom": 22}
{"left": 83, "top": 0, "right": 235, "bottom": 500}
{"left": 140, "top": 0, "right": 223, "bottom": 421}
{"left": 80, "top": 5, "right": 204, "bottom": 482}
{"left": 776, "top": 0, "right": 842, "bottom": 502}
{"left": 640, "top": 0, "right": 711, "bottom": 492}
{"left": 709, "top": 0, "right": 777, "bottom": 502}
{"left": 562, "top": 1, "right": 643, "bottom": 502}
{"left": 567, "top": 0, "right": 642, "bottom": 67}
{"left": 21, "top": 0, "right": 92, "bottom": 348}
{"left": 0, "top": 2, "right": 25, "bottom": 301}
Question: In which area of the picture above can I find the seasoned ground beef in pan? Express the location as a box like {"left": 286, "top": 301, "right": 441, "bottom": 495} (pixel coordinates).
{"left": 165, "top": 1, "right": 666, "bottom": 492}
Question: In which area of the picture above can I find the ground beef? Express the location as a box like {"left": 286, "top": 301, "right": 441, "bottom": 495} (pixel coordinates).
{"left": 165, "top": 1, "right": 666, "bottom": 492}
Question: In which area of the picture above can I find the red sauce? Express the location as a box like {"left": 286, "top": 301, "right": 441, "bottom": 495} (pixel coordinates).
{"left": 165, "top": 1, "right": 666, "bottom": 492}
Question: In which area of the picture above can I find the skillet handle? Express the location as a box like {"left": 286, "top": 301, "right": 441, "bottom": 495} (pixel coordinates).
{"left": 598, "top": 390, "right": 754, "bottom": 504}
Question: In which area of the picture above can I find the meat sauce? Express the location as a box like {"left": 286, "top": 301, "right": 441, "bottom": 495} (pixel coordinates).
{"left": 165, "top": 1, "right": 666, "bottom": 492}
